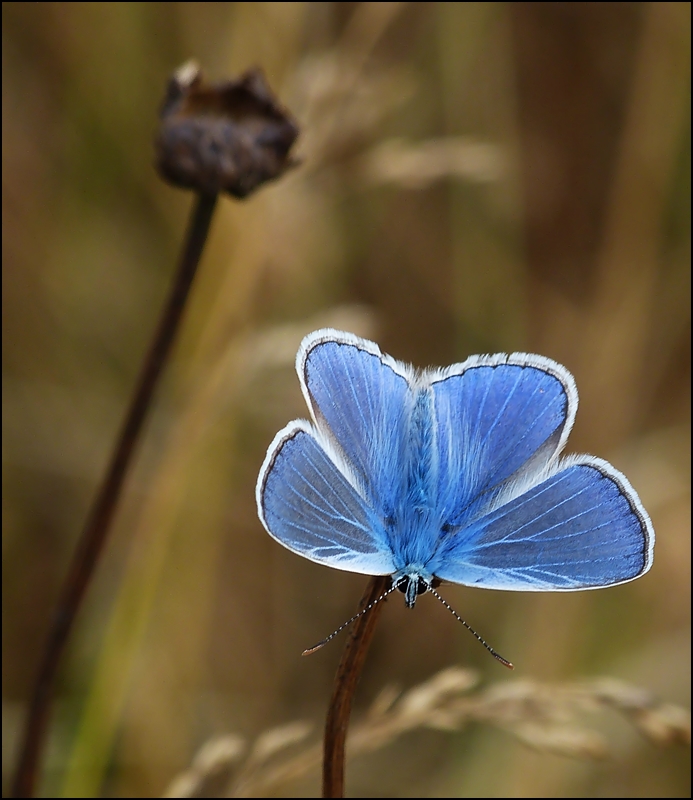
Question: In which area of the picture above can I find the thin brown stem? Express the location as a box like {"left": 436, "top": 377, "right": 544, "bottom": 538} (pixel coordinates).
{"left": 11, "top": 192, "right": 219, "bottom": 798}
{"left": 322, "top": 575, "right": 390, "bottom": 799}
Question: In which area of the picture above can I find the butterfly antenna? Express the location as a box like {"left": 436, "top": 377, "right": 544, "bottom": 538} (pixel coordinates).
{"left": 427, "top": 586, "right": 514, "bottom": 670}
{"left": 301, "top": 584, "right": 398, "bottom": 656}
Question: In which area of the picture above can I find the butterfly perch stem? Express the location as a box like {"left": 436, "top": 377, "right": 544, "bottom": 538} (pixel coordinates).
{"left": 322, "top": 575, "right": 391, "bottom": 799}
{"left": 11, "top": 63, "right": 298, "bottom": 798}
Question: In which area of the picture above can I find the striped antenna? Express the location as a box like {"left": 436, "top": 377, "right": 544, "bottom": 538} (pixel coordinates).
{"left": 301, "top": 584, "right": 399, "bottom": 656}
{"left": 427, "top": 585, "right": 514, "bottom": 669}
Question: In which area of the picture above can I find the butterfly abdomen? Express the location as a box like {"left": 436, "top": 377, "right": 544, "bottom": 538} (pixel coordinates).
{"left": 407, "top": 389, "right": 436, "bottom": 507}
{"left": 387, "top": 386, "right": 444, "bottom": 571}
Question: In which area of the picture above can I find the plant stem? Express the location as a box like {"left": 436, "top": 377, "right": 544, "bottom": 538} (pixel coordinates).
{"left": 322, "top": 575, "right": 390, "bottom": 798}
{"left": 11, "top": 191, "right": 219, "bottom": 798}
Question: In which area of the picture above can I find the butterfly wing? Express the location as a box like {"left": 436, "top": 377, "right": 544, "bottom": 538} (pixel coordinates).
{"left": 298, "top": 329, "right": 413, "bottom": 515}
{"left": 431, "top": 354, "right": 577, "bottom": 524}
{"left": 257, "top": 420, "right": 396, "bottom": 574}
{"left": 431, "top": 457, "right": 654, "bottom": 590}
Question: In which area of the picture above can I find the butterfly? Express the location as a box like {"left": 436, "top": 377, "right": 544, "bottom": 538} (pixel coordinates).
{"left": 256, "top": 329, "right": 654, "bottom": 639}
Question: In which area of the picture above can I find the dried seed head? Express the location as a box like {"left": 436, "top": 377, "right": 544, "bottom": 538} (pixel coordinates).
{"left": 155, "top": 62, "right": 299, "bottom": 198}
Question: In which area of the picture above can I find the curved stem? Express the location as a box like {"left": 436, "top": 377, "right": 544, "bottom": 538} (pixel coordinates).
{"left": 322, "top": 575, "right": 390, "bottom": 798}
{"left": 11, "top": 192, "right": 219, "bottom": 798}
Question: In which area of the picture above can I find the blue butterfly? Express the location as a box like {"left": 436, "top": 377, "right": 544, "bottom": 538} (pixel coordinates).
{"left": 256, "top": 329, "right": 654, "bottom": 619}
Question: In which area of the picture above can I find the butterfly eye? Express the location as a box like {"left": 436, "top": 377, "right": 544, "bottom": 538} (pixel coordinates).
{"left": 394, "top": 576, "right": 420, "bottom": 608}
{"left": 394, "top": 576, "right": 429, "bottom": 597}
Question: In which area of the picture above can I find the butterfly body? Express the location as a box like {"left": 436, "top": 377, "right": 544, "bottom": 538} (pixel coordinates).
{"left": 257, "top": 329, "right": 654, "bottom": 607}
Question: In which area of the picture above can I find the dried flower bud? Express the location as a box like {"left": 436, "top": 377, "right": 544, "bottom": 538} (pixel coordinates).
{"left": 155, "top": 62, "right": 299, "bottom": 198}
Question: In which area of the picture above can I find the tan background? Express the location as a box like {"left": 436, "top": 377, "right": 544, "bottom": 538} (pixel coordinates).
{"left": 3, "top": 3, "right": 690, "bottom": 797}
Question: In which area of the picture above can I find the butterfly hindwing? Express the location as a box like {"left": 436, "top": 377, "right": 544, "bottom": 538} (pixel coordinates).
{"left": 299, "top": 330, "right": 412, "bottom": 514}
{"left": 431, "top": 354, "right": 576, "bottom": 525}
{"left": 257, "top": 421, "right": 395, "bottom": 575}
{"left": 432, "top": 458, "right": 654, "bottom": 590}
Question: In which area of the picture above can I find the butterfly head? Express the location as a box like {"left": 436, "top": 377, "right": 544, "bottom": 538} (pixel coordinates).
{"left": 393, "top": 573, "right": 441, "bottom": 608}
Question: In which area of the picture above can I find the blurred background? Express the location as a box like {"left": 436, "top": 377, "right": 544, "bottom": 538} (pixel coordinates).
{"left": 2, "top": 2, "right": 690, "bottom": 797}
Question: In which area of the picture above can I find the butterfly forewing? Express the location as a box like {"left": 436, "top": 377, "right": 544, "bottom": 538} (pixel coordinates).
{"left": 431, "top": 458, "right": 654, "bottom": 590}
{"left": 258, "top": 422, "right": 395, "bottom": 575}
